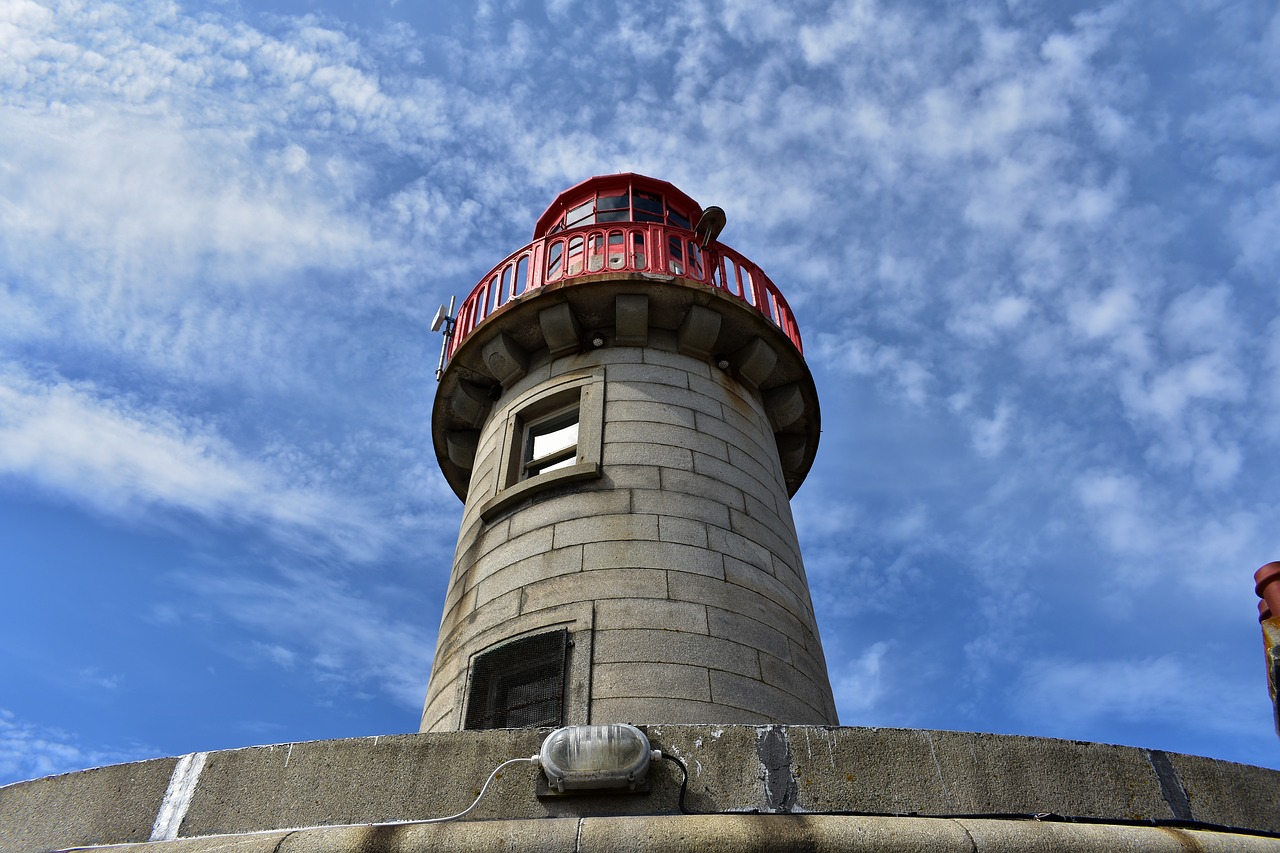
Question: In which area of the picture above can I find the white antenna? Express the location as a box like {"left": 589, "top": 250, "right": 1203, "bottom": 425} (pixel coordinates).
{"left": 430, "top": 304, "right": 449, "bottom": 333}
{"left": 433, "top": 295, "right": 456, "bottom": 381}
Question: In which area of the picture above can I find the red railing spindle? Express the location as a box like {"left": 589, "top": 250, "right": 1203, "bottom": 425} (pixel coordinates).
{"left": 444, "top": 224, "right": 802, "bottom": 364}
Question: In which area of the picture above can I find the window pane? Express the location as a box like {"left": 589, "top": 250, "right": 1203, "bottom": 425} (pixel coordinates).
{"left": 596, "top": 210, "right": 629, "bottom": 222}
{"left": 566, "top": 200, "right": 594, "bottom": 228}
{"left": 669, "top": 208, "right": 691, "bottom": 230}
{"left": 598, "top": 192, "right": 629, "bottom": 210}
{"left": 531, "top": 419, "right": 578, "bottom": 460}
{"left": 634, "top": 192, "right": 664, "bottom": 215}
{"left": 530, "top": 455, "right": 576, "bottom": 476}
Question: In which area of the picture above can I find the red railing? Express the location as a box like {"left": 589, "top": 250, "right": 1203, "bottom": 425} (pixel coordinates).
{"left": 446, "top": 223, "right": 802, "bottom": 361}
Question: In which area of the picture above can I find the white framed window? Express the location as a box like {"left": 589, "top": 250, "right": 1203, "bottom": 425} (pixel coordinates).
{"left": 479, "top": 370, "right": 604, "bottom": 521}
{"left": 523, "top": 407, "right": 580, "bottom": 478}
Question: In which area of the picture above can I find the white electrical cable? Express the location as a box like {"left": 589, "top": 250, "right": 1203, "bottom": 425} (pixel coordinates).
{"left": 415, "top": 756, "right": 538, "bottom": 824}
{"left": 70, "top": 755, "right": 542, "bottom": 849}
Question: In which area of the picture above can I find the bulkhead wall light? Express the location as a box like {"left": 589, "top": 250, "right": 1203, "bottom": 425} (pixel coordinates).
{"left": 535, "top": 724, "right": 659, "bottom": 793}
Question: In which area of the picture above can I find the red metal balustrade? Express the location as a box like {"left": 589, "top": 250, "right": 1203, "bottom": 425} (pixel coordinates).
{"left": 446, "top": 223, "right": 803, "bottom": 361}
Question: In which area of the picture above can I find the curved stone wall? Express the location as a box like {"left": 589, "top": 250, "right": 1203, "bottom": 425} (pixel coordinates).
{"left": 421, "top": 336, "right": 837, "bottom": 730}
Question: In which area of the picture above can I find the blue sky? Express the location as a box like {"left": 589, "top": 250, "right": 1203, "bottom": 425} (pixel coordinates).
{"left": 1, "top": 0, "right": 1278, "bottom": 784}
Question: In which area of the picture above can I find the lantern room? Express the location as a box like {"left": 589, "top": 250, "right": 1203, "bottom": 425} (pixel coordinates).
{"left": 533, "top": 174, "right": 702, "bottom": 238}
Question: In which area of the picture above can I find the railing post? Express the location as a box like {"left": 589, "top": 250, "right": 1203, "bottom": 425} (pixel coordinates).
{"left": 750, "top": 269, "right": 769, "bottom": 319}
{"left": 529, "top": 242, "right": 544, "bottom": 292}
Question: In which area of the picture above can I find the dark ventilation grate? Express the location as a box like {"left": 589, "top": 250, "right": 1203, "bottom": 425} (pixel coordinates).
{"left": 464, "top": 629, "right": 568, "bottom": 730}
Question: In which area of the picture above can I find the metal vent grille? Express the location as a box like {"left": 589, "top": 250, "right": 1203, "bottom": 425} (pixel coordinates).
{"left": 464, "top": 629, "right": 568, "bottom": 730}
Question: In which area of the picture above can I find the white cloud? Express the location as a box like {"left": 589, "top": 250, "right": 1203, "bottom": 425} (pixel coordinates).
{"left": 970, "top": 401, "right": 1014, "bottom": 459}
{"left": 0, "top": 0, "right": 1275, "bottom": 772}
{"left": 0, "top": 709, "right": 152, "bottom": 785}
{"left": 1016, "top": 655, "right": 1258, "bottom": 738}
{"left": 176, "top": 565, "right": 436, "bottom": 710}
{"left": 253, "top": 643, "right": 298, "bottom": 670}
{"left": 1073, "top": 469, "right": 1157, "bottom": 557}
{"left": 948, "top": 294, "right": 1032, "bottom": 342}
{"left": 815, "top": 334, "right": 933, "bottom": 405}
{"left": 1067, "top": 285, "right": 1142, "bottom": 343}
{"left": 1229, "top": 183, "right": 1280, "bottom": 273}
{"left": 0, "top": 365, "right": 386, "bottom": 560}
{"left": 1162, "top": 285, "right": 1237, "bottom": 352}
{"left": 1123, "top": 353, "right": 1246, "bottom": 424}
{"left": 833, "top": 641, "right": 890, "bottom": 715}
{"left": 796, "top": 0, "right": 909, "bottom": 68}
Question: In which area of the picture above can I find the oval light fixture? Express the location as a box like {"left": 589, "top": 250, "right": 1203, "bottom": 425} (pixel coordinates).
{"left": 537, "top": 724, "right": 659, "bottom": 793}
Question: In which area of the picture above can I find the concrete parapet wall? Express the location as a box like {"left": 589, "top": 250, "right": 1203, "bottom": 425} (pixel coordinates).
{"left": 4, "top": 726, "right": 1278, "bottom": 851}
{"left": 30, "top": 815, "right": 1280, "bottom": 853}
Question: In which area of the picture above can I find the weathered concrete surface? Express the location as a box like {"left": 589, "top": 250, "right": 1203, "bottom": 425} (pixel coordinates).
{"left": 1170, "top": 750, "right": 1280, "bottom": 829}
{"left": 4, "top": 726, "right": 1279, "bottom": 852}
{"left": 787, "top": 727, "right": 1175, "bottom": 819}
{"left": 0, "top": 756, "right": 176, "bottom": 853}
{"left": 31, "top": 815, "right": 1280, "bottom": 853}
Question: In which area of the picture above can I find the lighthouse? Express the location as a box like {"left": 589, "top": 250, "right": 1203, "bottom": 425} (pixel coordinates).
{"left": 421, "top": 173, "right": 837, "bottom": 731}
{"left": 9, "top": 175, "right": 1280, "bottom": 852}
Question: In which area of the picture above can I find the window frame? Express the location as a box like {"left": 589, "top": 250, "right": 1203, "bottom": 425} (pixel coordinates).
{"left": 463, "top": 629, "right": 569, "bottom": 730}
{"left": 479, "top": 370, "right": 604, "bottom": 522}
{"left": 522, "top": 406, "right": 580, "bottom": 478}
{"left": 551, "top": 187, "right": 698, "bottom": 233}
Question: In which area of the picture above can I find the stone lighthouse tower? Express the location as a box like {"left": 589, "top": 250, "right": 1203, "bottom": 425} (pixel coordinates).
{"left": 422, "top": 173, "right": 836, "bottom": 732}
{"left": 9, "top": 175, "right": 1280, "bottom": 853}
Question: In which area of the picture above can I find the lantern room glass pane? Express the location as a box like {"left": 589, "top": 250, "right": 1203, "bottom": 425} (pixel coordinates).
{"left": 597, "top": 192, "right": 628, "bottom": 222}
{"left": 634, "top": 192, "right": 664, "bottom": 215}
{"left": 566, "top": 200, "right": 594, "bottom": 228}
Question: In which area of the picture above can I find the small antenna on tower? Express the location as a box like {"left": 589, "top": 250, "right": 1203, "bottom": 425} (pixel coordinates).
{"left": 432, "top": 295, "right": 456, "bottom": 381}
